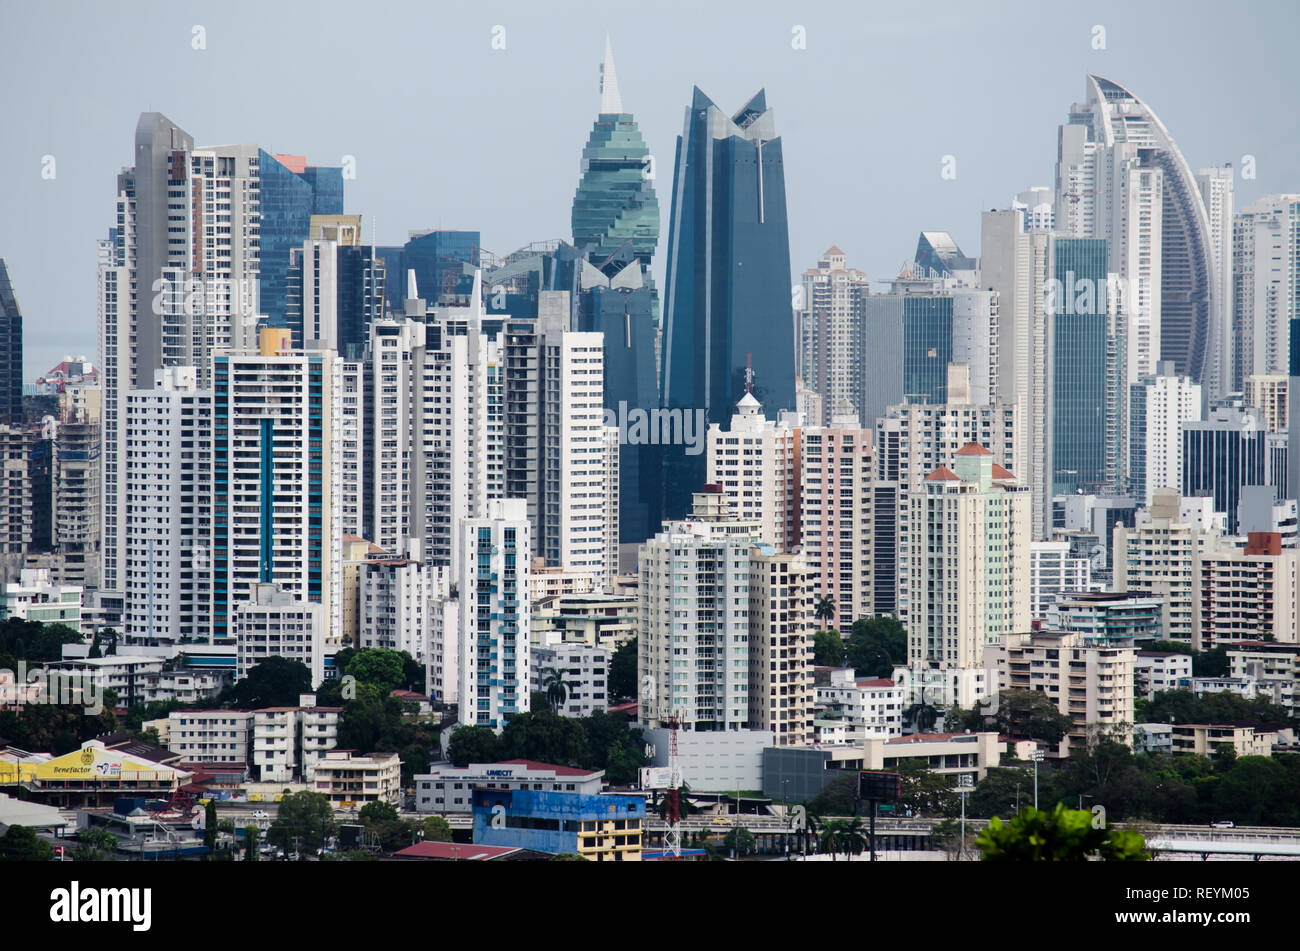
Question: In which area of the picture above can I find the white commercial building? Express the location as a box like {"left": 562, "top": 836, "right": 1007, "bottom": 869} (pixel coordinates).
{"left": 313, "top": 750, "right": 402, "bottom": 809}
{"left": 359, "top": 541, "right": 449, "bottom": 662}
{"left": 531, "top": 643, "right": 611, "bottom": 717}
{"left": 813, "top": 668, "right": 903, "bottom": 741}
{"left": 1134, "top": 651, "right": 1193, "bottom": 699}
{"left": 166, "top": 709, "right": 254, "bottom": 764}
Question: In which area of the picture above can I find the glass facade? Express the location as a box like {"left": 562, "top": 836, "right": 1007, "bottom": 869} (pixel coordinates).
{"left": 660, "top": 88, "right": 796, "bottom": 519}
{"left": 256, "top": 151, "right": 344, "bottom": 326}
{"left": 0, "top": 259, "right": 21, "bottom": 424}
{"left": 571, "top": 113, "right": 659, "bottom": 264}
{"left": 380, "top": 230, "right": 481, "bottom": 311}
{"left": 901, "top": 296, "right": 953, "bottom": 405}
{"left": 1052, "top": 237, "right": 1110, "bottom": 494}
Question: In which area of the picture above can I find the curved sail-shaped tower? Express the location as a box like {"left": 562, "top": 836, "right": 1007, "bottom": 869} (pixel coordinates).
{"left": 1056, "top": 76, "right": 1222, "bottom": 392}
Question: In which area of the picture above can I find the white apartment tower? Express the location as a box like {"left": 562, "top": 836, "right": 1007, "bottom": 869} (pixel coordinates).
{"left": 904, "top": 443, "right": 1031, "bottom": 670}
{"left": 457, "top": 498, "right": 531, "bottom": 730}
{"left": 748, "top": 545, "right": 813, "bottom": 747}
{"left": 123, "top": 367, "right": 212, "bottom": 652}
{"left": 1129, "top": 362, "right": 1202, "bottom": 507}
{"left": 799, "top": 246, "right": 869, "bottom": 425}
{"left": 210, "top": 332, "right": 342, "bottom": 652}
{"left": 638, "top": 488, "right": 759, "bottom": 733}
{"left": 706, "top": 393, "right": 802, "bottom": 552}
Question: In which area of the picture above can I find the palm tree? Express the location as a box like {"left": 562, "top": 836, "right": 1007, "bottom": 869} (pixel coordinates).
{"left": 542, "top": 667, "right": 569, "bottom": 711}
{"left": 814, "top": 596, "right": 836, "bottom": 628}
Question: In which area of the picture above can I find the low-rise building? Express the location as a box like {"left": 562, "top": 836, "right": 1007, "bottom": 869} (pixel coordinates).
{"left": 1192, "top": 677, "right": 1261, "bottom": 700}
{"left": 866, "top": 731, "right": 1005, "bottom": 784}
{"left": 234, "top": 583, "right": 325, "bottom": 687}
{"left": 472, "top": 788, "right": 644, "bottom": 861}
{"left": 416, "top": 759, "right": 604, "bottom": 813}
{"left": 1046, "top": 591, "right": 1164, "bottom": 644}
{"left": 1171, "top": 723, "right": 1276, "bottom": 757}
{"left": 1134, "top": 650, "right": 1193, "bottom": 699}
{"left": 0, "top": 567, "right": 84, "bottom": 631}
{"left": 813, "top": 668, "right": 903, "bottom": 741}
{"left": 991, "top": 630, "right": 1135, "bottom": 754}
{"left": 1226, "top": 642, "right": 1300, "bottom": 713}
{"left": 166, "top": 710, "right": 253, "bottom": 764}
{"left": 313, "top": 749, "right": 401, "bottom": 809}
{"left": 139, "top": 669, "right": 227, "bottom": 705}
{"left": 1133, "top": 722, "right": 1174, "bottom": 754}
{"left": 531, "top": 644, "right": 611, "bottom": 717}
{"left": 530, "top": 593, "right": 637, "bottom": 651}
{"left": 52, "top": 655, "right": 165, "bottom": 709}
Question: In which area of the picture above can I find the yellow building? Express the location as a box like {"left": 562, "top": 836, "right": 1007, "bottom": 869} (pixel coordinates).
{"left": 0, "top": 740, "right": 187, "bottom": 807}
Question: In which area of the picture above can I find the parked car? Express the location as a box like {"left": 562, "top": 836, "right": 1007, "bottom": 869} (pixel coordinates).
{"left": 1209, "top": 820, "right": 1235, "bottom": 829}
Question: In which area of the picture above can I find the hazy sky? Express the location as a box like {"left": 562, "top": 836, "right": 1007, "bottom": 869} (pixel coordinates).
{"left": 2, "top": 0, "right": 1298, "bottom": 377}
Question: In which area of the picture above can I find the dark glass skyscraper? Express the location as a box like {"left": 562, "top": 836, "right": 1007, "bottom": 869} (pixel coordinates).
{"left": 256, "top": 151, "right": 344, "bottom": 326}
{"left": 1052, "top": 237, "right": 1120, "bottom": 494}
{"left": 0, "top": 259, "right": 22, "bottom": 425}
{"left": 379, "top": 230, "right": 481, "bottom": 311}
{"left": 660, "top": 87, "right": 796, "bottom": 518}
{"left": 902, "top": 296, "right": 953, "bottom": 404}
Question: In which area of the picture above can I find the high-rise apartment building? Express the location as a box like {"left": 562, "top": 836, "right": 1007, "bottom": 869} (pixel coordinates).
{"left": 211, "top": 332, "right": 342, "bottom": 650}
{"left": 458, "top": 498, "right": 531, "bottom": 730}
{"left": 1182, "top": 405, "right": 1272, "bottom": 534}
{"left": 799, "top": 246, "right": 869, "bottom": 425}
{"left": 705, "top": 393, "right": 801, "bottom": 552}
{"left": 123, "top": 367, "right": 212, "bottom": 651}
{"left": 1129, "top": 362, "right": 1202, "bottom": 506}
{"left": 747, "top": 545, "right": 813, "bottom": 747}
{"left": 1233, "top": 195, "right": 1300, "bottom": 388}
{"left": 904, "top": 443, "right": 1031, "bottom": 671}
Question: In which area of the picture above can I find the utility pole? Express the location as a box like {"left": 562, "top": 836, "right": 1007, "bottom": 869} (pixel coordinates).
{"left": 958, "top": 774, "right": 973, "bottom": 860}
{"left": 1030, "top": 750, "right": 1044, "bottom": 810}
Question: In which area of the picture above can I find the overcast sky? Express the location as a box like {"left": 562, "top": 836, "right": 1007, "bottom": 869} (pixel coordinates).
{"left": 2, "top": 0, "right": 1297, "bottom": 377}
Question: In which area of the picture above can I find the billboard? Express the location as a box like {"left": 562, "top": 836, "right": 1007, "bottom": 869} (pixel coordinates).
{"left": 639, "top": 767, "right": 678, "bottom": 789}
{"left": 859, "top": 771, "right": 902, "bottom": 802}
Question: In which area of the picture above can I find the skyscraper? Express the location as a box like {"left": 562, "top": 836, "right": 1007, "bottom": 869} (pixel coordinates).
{"left": 257, "top": 151, "right": 345, "bottom": 326}
{"left": 798, "top": 247, "right": 869, "bottom": 426}
{"left": 0, "top": 260, "right": 22, "bottom": 425}
{"left": 660, "top": 87, "right": 796, "bottom": 516}
{"left": 571, "top": 37, "right": 659, "bottom": 266}
{"left": 1054, "top": 76, "right": 1221, "bottom": 393}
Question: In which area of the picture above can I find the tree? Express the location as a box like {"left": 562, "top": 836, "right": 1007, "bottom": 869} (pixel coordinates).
{"left": 994, "top": 689, "right": 1074, "bottom": 746}
{"left": 421, "top": 815, "right": 453, "bottom": 843}
{"left": 0, "top": 825, "right": 52, "bottom": 862}
{"left": 447, "top": 726, "right": 503, "bottom": 767}
{"left": 550, "top": 852, "right": 589, "bottom": 861}
{"left": 812, "top": 629, "right": 845, "bottom": 667}
{"left": 806, "top": 773, "right": 858, "bottom": 818}
{"left": 896, "top": 759, "right": 958, "bottom": 817}
{"left": 345, "top": 649, "right": 407, "bottom": 694}
{"left": 607, "top": 637, "right": 637, "bottom": 701}
{"left": 73, "top": 827, "right": 119, "bottom": 862}
{"left": 814, "top": 596, "right": 837, "bottom": 627}
{"left": 976, "top": 803, "right": 1148, "bottom": 861}
{"left": 819, "top": 817, "right": 867, "bottom": 860}
{"left": 267, "top": 791, "right": 337, "bottom": 856}
{"left": 543, "top": 667, "right": 569, "bottom": 712}
{"left": 359, "top": 800, "right": 400, "bottom": 825}
{"left": 499, "top": 709, "right": 585, "bottom": 765}
{"left": 244, "top": 825, "right": 260, "bottom": 861}
{"left": 228, "top": 657, "right": 312, "bottom": 709}
{"left": 845, "top": 616, "right": 907, "bottom": 677}
{"left": 723, "top": 826, "right": 756, "bottom": 858}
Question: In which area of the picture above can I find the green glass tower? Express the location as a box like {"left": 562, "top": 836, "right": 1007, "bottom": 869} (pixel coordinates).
{"left": 570, "top": 37, "right": 659, "bottom": 264}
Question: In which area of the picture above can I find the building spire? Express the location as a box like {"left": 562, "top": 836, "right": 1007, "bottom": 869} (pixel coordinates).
{"left": 599, "top": 34, "right": 623, "bottom": 114}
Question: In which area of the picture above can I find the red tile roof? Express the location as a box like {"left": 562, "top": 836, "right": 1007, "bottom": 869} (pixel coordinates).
{"left": 925, "top": 465, "right": 959, "bottom": 481}
{"left": 855, "top": 678, "right": 895, "bottom": 688}
{"left": 496, "top": 759, "right": 602, "bottom": 778}
{"left": 991, "top": 463, "right": 1015, "bottom": 479}
{"left": 393, "top": 841, "right": 519, "bottom": 860}
{"left": 954, "top": 442, "right": 991, "bottom": 456}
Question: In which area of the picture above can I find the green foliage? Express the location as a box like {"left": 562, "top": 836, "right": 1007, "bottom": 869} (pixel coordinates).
{"left": 0, "top": 825, "right": 53, "bottom": 861}
{"left": 204, "top": 800, "right": 218, "bottom": 856}
{"left": 0, "top": 698, "right": 118, "bottom": 754}
{"left": 267, "top": 791, "right": 337, "bottom": 856}
{"left": 812, "top": 629, "right": 845, "bottom": 668}
{"left": 359, "top": 800, "right": 400, "bottom": 825}
{"left": 73, "top": 827, "right": 119, "bottom": 862}
{"left": 421, "top": 815, "right": 453, "bottom": 843}
{"left": 813, "top": 596, "right": 837, "bottom": 625}
{"left": 549, "top": 852, "right": 589, "bottom": 861}
{"left": 543, "top": 667, "right": 570, "bottom": 711}
{"left": 227, "top": 656, "right": 312, "bottom": 709}
{"left": 244, "top": 825, "right": 259, "bottom": 861}
{"left": 723, "top": 826, "right": 756, "bottom": 856}
{"left": 0, "top": 617, "right": 83, "bottom": 670}
{"left": 447, "top": 726, "right": 503, "bottom": 767}
{"left": 995, "top": 689, "right": 1075, "bottom": 746}
{"left": 819, "top": 817, "right": 867, "bottom": 860}
{"left": 445, "top": 711, "right": 647, "bottom": 784}
{"left": 896, "top": 758, "right": 958, "bottom": 817}
{"left": 344, "top": 649, "right": 407, "bottom": 694}
{"left": 335, "top": 683, "right": 439, "bottom": 784}
{"left": 844, "top": 616, "right": 906, "bottom": 678}
{"left": 975, "top": 803, "right": 1148, "bottom": 861}
{"left": 1193, "top": 647, "right": 1230, "bottom": 679}
{"left": 607, "top": 638, "right": 637, "bottom": 701}
{"left": 806, "top": 773, "right": 859, "bottom": 817}
{"left": 1146, "top": 689, "right": 1291, "bottom": 729}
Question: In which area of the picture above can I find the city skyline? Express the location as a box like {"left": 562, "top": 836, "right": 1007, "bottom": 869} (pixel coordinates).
{"left": 2, "top": 0, "right": 1298, "bottom": 375}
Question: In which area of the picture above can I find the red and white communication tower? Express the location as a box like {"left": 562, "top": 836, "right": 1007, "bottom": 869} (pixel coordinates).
{"left": 663, "top": 714, "right": 682, "bottom": 859}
